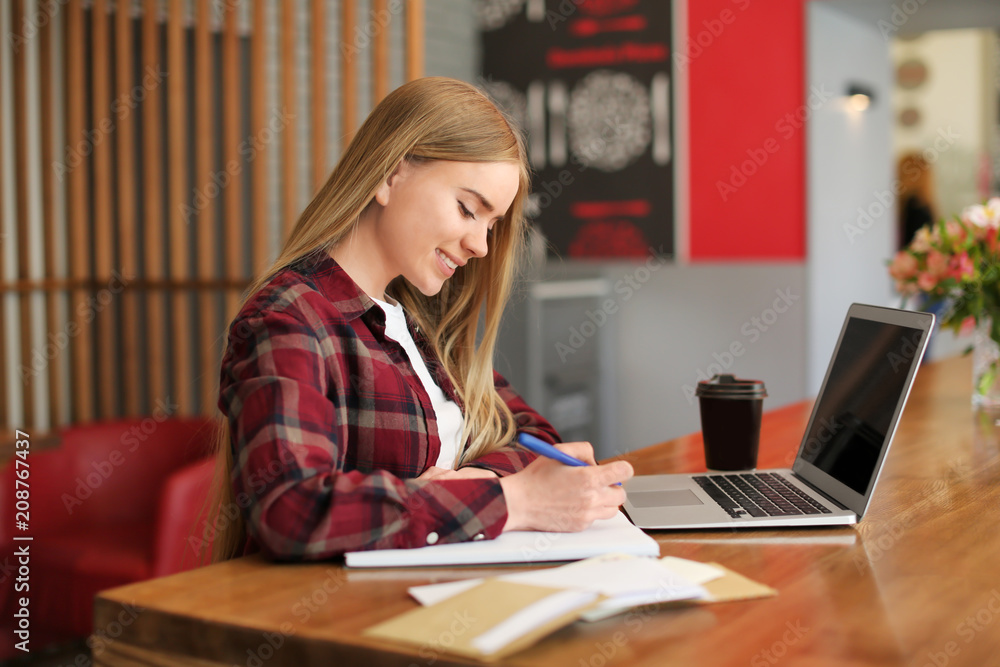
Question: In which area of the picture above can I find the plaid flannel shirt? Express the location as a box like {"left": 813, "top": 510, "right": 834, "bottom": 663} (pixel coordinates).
{"left": 218, "top": 250, "right": 559, "bottom": 560}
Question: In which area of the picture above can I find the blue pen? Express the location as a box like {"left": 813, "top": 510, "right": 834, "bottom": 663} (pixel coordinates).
{"left": 516, "top": 433, "right": 621, "bottom": 486}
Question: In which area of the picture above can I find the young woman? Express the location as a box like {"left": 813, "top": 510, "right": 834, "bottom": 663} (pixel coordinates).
{"left": 208, "top": 77, "right": 633, "bottom": 562}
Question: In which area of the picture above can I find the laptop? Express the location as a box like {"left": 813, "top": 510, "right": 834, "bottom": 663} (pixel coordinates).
{"left": 623, "top": 303, "right": 935, "bottom": 529}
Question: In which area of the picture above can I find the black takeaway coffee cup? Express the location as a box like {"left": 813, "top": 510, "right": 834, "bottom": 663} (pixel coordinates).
{"left": 695, "top": 374, "right": 768, "bottom": 471}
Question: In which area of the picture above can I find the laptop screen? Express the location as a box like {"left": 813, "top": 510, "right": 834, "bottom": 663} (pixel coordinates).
{"left": 797, "top": 317, "right": 926, "bottom": 495}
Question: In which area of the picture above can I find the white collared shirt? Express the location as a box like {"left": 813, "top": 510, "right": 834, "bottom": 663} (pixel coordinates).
{"left": 371, "top": 296, "right": 463, "bottom": 469}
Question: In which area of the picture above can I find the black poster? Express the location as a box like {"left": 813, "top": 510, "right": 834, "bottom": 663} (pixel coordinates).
{"left": 479, "top": 0, "right": 673, "bottom": 259}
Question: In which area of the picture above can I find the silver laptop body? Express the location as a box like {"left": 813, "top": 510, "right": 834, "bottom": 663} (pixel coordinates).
{"left": 623, "top": 303, "right": 935, "bottom": 530}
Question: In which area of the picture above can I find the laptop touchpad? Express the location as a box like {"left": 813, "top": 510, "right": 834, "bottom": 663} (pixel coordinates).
{"left": 630, "top": 489, "right": 704, "bottom": 508}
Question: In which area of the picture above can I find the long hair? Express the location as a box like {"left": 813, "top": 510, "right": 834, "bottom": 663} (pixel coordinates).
{"left": 204, "top": 77, "right": 531, "bottom": 562}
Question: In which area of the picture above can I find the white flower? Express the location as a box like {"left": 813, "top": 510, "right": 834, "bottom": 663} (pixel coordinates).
{"left": 962, "top": 198, "right": 1000, "bottom": 228}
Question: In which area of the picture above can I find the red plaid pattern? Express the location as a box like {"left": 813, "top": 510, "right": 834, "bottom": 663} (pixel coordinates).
{"left": 218, "top": 250, "right": 559, "bottom": 560}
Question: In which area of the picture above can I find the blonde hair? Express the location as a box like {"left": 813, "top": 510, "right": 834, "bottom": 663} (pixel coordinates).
{"left": 203, "top": 77, "right": 531, "bottom": 562}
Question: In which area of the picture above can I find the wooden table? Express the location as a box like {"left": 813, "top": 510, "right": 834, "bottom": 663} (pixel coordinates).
{"left": 94, "top": 355, "right": 1000, "bottom": 666}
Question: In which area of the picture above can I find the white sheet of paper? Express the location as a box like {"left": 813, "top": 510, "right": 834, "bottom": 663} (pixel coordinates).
{"left": 409, "top": 553, "right": 709, "bottom": 611}
{"left": 658, "top": 556, "right": 725, "bottom": 585}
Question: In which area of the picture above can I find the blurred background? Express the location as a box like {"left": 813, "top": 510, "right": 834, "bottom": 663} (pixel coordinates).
{"left": 2, "top": 0, "right": 1000, "bottom": 660}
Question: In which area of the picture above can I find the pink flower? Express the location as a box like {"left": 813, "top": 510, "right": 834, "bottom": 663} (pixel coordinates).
{"left": 948, "top": 251, "right": 975, "bottom": 281}
{"left": 944, "top": 219, "right": 968, "bottom": 243}
{"left": 917, "top": 272, "right": 939, "bottom": 291}
{"left": 925, "top": 250, "right": 949, "bottom": 277}
{"left": 889, "top": 251, "right": 919, "bottom": 280}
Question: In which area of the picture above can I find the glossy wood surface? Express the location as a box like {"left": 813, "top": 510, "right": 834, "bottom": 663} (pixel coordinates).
{"left": 94, "top": 355, "right": 1000, "bottom": 666}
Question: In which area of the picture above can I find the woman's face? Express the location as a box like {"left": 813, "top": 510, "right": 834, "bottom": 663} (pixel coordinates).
{"left": 370, "top": 159, "right": 520, "bottom": 296}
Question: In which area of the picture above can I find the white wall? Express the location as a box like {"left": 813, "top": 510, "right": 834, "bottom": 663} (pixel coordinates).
{"left": 892, "top": 29, "right": 994, "bottom": 217}
{"left": 806, "top": 3, "right": 898, "bottom": 394}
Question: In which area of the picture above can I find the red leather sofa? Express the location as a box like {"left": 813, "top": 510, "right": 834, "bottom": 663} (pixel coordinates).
{"left": 0, "top": 416, "right": 218, "bottom": 656}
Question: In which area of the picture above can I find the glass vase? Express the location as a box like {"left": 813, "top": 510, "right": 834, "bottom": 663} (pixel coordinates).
{"left": 972, "top": 318, "right": 1000, "bottom": 409}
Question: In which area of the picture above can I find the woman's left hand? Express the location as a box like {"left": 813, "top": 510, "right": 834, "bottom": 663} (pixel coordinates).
{"left": 417, "top": 466, "right": 499, "bottom": 480}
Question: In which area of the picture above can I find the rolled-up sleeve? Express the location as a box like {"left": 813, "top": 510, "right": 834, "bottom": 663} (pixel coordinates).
{"left": 219, "top": 306, "right": 510, "bottom": 560}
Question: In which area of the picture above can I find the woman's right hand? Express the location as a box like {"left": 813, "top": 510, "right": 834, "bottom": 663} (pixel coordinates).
{"left": 498, "top": 441, "right": 634, "bottom": 533}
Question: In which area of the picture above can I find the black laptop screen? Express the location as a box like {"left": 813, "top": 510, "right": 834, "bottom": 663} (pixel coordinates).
{"left": 799, "top": 318, "right": 924, "bottom": 495}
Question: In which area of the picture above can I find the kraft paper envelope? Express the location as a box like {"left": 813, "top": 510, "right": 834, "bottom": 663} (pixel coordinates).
{"left": 699, "top": 562, "right": 778, "bottom": 602}
{"left": 363, "top": 578, "right": 603, "bottom": 662}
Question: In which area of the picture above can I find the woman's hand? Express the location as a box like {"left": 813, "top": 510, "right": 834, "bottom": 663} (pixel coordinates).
{"left": 498, "top": 441, "right": 633, "bottom": 533}
{"left": 417, "top": 466, "right": 499, "bottom": 481}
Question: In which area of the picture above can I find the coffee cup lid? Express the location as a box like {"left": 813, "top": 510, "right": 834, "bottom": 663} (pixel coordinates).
{"left": 695, "top": 374, "right": 767, "bottom": 399}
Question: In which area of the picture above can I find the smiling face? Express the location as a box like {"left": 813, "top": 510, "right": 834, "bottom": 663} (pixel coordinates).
{"left": 362, "top": 159, "right": 521, "bottom": 297}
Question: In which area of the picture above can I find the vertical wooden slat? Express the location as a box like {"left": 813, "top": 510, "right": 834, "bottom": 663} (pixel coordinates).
{"left": 39, "top": 0, "right": 61, "bottom": 426}
{"left": 221, "top": 0, "right": 242, "bottom": 381}
{"left": 341, "top": 0, "right": 357, "bottom": 147}
{"left": 373, "top": 0, "right": 389, "bottom": 103}
{"left": 116, "top": 0, "right": 140, "bottom": 417}
{"left": 251, "top": 0, "right": 269, "bottom": 275}
{"left": 142, "top": 0, "right": 166, "bottom": 415}
{"left": 282, "top": 0, "right": 298, "bottom": 233}
{"left": 405, "top": 0, "right": 424, "bottom": 82}
{"left": 0, "top": 0, "right": 9, "bottom": 431}
{"left": 311, "top": 0, "right": 326, "bottom": 191}
{"left": 66, "top": 0, "right": 93, "bottom": 424}
{"left": 12, "top": 0, "right": 34, "bottom": 428}
{"left": 167, "top": 0, "right": 192, "bottom": 415}
{"left": 195, "top": 0, "right": 216, "bottom": 415}
{"left": 92, "top": 0, "right": 116, "bottom": 418}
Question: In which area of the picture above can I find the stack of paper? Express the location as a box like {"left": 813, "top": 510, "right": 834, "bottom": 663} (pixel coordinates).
{"left": 408, "top": 553, "right": 711, "bottom": 618}
{"left": 364, "top": 553, "right": 777, "bottom": 660}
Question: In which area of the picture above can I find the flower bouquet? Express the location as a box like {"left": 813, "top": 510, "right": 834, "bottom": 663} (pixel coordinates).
{"left": 888, "top": 198, "right": 1000, "bottom": 406}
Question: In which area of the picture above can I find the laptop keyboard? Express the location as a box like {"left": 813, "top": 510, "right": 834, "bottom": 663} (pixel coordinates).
{"left": 694, "top": 472, "right": 833, "bottom": 519}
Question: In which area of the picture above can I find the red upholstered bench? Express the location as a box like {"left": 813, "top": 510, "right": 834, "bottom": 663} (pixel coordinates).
{"left": 0, "top": 416, "right": 218, "bottom": 656}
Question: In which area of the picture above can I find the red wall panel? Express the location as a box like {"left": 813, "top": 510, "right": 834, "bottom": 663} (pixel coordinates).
{"left": 688, "top": 0, "right": 805, "bottom": 260}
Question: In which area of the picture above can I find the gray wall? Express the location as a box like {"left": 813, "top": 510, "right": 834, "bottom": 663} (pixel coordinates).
{"left": 532, "top": 260, "right": 808, "bottom": 455}
{"left": 806, "top": 3, "right": 898, "bottom": 394}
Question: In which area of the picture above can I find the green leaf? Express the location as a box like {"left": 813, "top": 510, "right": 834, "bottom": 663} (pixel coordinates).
{"left": 978, "top": 364, "right": 998, "bottom": 395}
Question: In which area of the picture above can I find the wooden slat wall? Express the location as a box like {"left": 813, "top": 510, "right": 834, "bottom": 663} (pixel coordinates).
{"left": 92, "top": 0, "right": 115, "bottom": 418}
{"left": 341, "top": 0, "right": 357, "bottom": 146}
{"left": 406, "top": 0, "right": 424, "bottom": 82}
{"left": 223, "top": 1, "right": 242, "bottom": 328}
{"left": 11, "top": 0, "right": 33, "bottom": 429}
{"left": 167, "top": 0, "right": 192, "bottom": 415}
{"left": 116, "top": 0, "right": 140, "bottom": 417}
{"left": 39, "top": 1, "right": 60, "bottom": 426}
{"left": 373, "top": 0, "right": 389, "bottom": 103}
{"left": 142, "top": 0, "right": 167, "bottom": 419}
{"left": 312, "top": 0, "right": 326, "bottom": 191}
{"left": 65, "top": 0, "right": 93, "bottom": 424}
{"left": 0, "top": 0, "right": 426, "bottom": 436}
{"left": 0, "top": 0, "right": 7, "bottom": 433}
{"left": 251, "top": 0, "right": 270, "bottom": 276}
{"left": 195, "top": 0, "right": 215, "bottom": 416}
{"left": 281, "top": 0, "right": 298, "bottom": 234}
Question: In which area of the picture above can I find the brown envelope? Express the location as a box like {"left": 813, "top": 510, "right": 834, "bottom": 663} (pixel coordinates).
{"left": 363, "top": 578, "right": 603, "bottom": 662}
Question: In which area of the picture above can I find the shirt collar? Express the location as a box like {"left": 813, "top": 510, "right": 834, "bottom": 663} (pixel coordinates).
{"left": 293, "top": 249, "right": 377, "bottom": 322}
